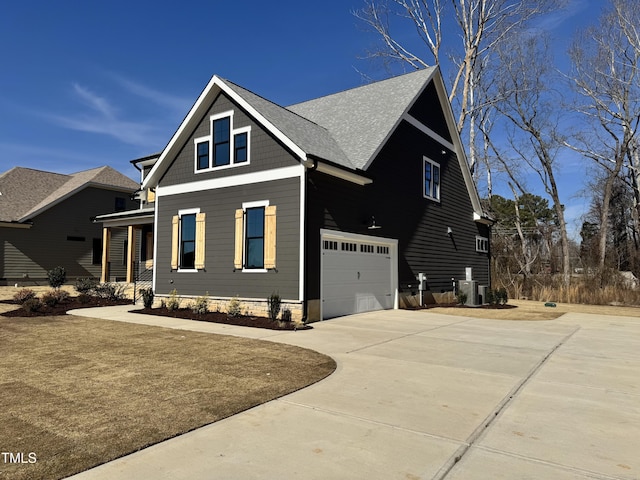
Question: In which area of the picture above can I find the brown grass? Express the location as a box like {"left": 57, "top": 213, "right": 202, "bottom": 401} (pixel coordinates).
{"left": 0, "top": 315, "right": 336, "bottom": 480}
{"left": 428, "top": 298, "right": 640, "bottom": 320}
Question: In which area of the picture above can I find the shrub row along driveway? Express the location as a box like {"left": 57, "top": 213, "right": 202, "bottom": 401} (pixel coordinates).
{"left": 63, "top": 306, "right": 640, "bottom": 480}
{"left": 0, "top": 314, "right": 335, "bottom": 480}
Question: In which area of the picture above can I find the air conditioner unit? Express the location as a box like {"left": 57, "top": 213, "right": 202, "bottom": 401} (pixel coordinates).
{"left": 458, "top": 280, "right": 479, "bottom": 306}
{"left": 478, "top": 285, "right": 488, "bottom": 305}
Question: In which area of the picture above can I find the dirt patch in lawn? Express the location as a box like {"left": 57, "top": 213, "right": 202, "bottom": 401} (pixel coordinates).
{"left": 0, "top": 315, "right": 336, "bottom": 480}
{"left": 426, "top": 298, "right": 640, "bottom": 320}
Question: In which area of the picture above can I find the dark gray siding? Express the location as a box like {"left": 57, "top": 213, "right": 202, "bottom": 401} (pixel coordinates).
{"left": 1, "top": 187, "right": 137, "bottom": 283}
{"left": 155, "top": 177, "right": 300, "bottom": 300}
{"left": 160, "top": 92, "right": 300, "bottom": 187}
{"left": 306, "top": 118, "right": 490, "bottom": 300}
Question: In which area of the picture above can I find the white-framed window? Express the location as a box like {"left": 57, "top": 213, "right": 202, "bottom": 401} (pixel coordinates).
{"left": 476, "top": 235, "right": 489, "bottom": 253}
{"left": 171, "top": 208, "right": 205, "bottom": 272}
{"left": 234, "top": 200, "right": 277, "bottom": 272}
{"left": 423, "top": 156, "right": 441, "bottom": 201}
{"left": 194, "top": 110, "right": 251, "bottom": 172}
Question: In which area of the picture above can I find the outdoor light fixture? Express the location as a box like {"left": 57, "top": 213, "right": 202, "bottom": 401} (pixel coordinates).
{"left": 368, "top": 216, "right": 382, "bottom": 230}
{"left": 447, "top": 227, "right": 453, "bottom": 236}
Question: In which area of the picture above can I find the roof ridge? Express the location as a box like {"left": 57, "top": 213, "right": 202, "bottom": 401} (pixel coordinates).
{"left": 287, "top": 67, "right": 436, "bottom": 108}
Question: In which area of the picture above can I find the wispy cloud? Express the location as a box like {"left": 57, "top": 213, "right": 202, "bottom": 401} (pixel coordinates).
{"left": 108, "top": 73, "right": 191, "bottom": 114}
{"left": 38, "top": 79, "right": 175, "bottom": 148}
{"left": 530, "top": 0, "right": 591, "bottom": 33}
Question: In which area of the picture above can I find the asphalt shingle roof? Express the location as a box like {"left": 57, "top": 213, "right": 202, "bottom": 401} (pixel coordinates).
{"left": 0, "top": 166, "right": 138, "bottom": 223}
{"left": 287, "top": 67, "right": 437, "bottom": 170}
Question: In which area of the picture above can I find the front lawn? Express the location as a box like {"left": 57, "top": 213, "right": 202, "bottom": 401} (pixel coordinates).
{"left": 0, "top": 315, "right": 336, "bottom": 480}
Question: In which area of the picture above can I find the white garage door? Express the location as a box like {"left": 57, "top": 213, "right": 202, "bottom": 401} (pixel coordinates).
{"left": 321, "top": 232, "right": 397, "bottom": 319}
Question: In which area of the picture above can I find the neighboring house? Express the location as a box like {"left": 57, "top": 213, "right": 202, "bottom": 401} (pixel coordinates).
{"left": 0, "top": 166, "right": 138, "bottom": 285}
{"left": 97, "top": 67, "right": 492, "bottom": 320}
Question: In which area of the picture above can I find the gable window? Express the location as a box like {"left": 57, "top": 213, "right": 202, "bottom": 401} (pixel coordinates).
{"left": 194, "top": 111, "right": 251, "bottom": 171}
{"left": 213, "top": 117, "right": 230, "bottom": 166}
{"left": 476, "top": 236, "right": 489, "bottom": 253}
{"left": 196, "top": 141, "right": 209, "bottom": 170}
{"left": 171, "top": 209, "right": 206, "bottom": 271}
{"left": 234, "top": 201, "right": 277, "bottom": 272}
{"left": 423, "top": 157, "right": 441, "bottom": 201}
{"left": 234, "top": 131, "right": 248, "bottom": 163}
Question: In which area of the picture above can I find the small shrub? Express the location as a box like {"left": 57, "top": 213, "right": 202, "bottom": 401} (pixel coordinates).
{"left": 140, "top": 288, "right": 154, "bottom": 308}
{"left": 167, "top": 289, "right": 181, "bottom": 311}
{"left": 93, "top": 283, "right": 126, "bottom": 300}
{"left": 192, "top": 294, "right": 209, "bottom": 314}
{"left": 47, "top": 266, "right": 66, "bottom": 289}
{"left": 227, "top": 296, "right": 242, "bottom": 317}
{"left": 77, "top": 293, "right": 92, "bottom": 304}
{"left": 281, "top": 307, "right": 292, "bottom": 322}
{"left": 41, "top": 289, "right": 69, "bottom": 307}
{"left": 13, "top": 288, "right": 36, "bottom": 304}
{"left": 267, "top": 292, "right": 282, "bottom": 321}
{"left": 458, "top": 292, "right": 468, "bottom": 305}
{"left": 498, "top": 287, "right": 509, "bottom": 305}
{"left": 485, "top": 289, "right": 495, "bottom": 305}
{"left": 22, "top": 298, "right": 42, "bottom": 312}
{"left": 75, "top": 277, "right": 98, "bottom": 295}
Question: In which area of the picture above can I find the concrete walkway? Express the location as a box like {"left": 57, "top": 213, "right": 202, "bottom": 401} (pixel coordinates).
{"left": 66, "top": 306, "right": 640, "bottom": 480}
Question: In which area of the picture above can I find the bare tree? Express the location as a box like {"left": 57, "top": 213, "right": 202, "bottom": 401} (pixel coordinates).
{"left": 354, "top": 0, "right": 562, "bottom": 178}
{"left": 494, "top": 33, "right": 572, "bottom": 286}
{"left": 566, "top": 0, "right": 640, "bottom": 279}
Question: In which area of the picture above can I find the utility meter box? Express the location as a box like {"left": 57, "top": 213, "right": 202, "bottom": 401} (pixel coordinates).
{"left": 417, "top": 272, "right": 427, "bottom": 291}
{"left": 458, "top": 280, "right": 479, "bottom": 306}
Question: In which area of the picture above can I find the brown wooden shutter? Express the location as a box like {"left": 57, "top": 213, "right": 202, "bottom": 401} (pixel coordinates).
{"left": 195, "top": 212, "right": 206, "bottom": 270}
{"left": 264, "top": 205, "right": 277, "bottom": 269}
{"left": 234, "top": 209, "right": 244, "bottom": 269}
{"left": 171, "top": 215, "right": 179, "bottom": 270}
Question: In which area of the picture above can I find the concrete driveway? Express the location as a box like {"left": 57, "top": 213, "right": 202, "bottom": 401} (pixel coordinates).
{"left": 68, "top": 307, "right": 640, "bottom": 480}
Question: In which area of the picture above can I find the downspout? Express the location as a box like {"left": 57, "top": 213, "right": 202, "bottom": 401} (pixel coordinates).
{"left": 301, "top": 157, "right": 318, "bottom": 323}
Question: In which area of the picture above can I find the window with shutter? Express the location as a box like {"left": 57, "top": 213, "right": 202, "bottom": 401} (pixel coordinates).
{"left": 234, "top": 202, "right": 276, "bottom": 271}
{"left": 171, "top": 209, "right": 204, "bottom": 271}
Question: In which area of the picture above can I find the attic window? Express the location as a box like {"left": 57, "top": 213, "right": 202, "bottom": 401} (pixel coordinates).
{"left": 423, "top": 157, "right": 440, "bottom": 202}
{"left": 194, "top": 110, "right": 251, "bottom": 172}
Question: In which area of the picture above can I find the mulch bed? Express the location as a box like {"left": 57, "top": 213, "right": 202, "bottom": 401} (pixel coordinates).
{"left": 1, "top": 297, "right": 132, "bottom": 317}
{"left": 133, "top": 307, "right": 309, "bottom": 331}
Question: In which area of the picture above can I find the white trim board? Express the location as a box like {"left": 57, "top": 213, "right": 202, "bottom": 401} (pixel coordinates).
{"left": 156, "top": 165, "right": 304, "bottom": 197}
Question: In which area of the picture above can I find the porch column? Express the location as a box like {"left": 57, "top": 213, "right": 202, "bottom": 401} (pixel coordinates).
{"left": 101, "top": 227, "right": 111, "bottom": 283}
{"left": 126, "top": 225, "right": 137, "bottom": 283}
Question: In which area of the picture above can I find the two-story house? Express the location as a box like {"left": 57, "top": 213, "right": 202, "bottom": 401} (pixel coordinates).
{"left": 98, "top": 67, "right": 491, "bottom": 320}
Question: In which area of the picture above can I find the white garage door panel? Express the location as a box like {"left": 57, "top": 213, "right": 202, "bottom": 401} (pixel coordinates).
{"left": 321, "top": 238, "right": 395, "bottom": 319}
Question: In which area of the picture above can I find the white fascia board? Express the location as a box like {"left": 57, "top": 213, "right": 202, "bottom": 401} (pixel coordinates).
{"left": 156, "top": 165, "right": 304, "bottom": 197}
{"left": 314, "top": 162, "right": 372, "bottom": 185}
{"left": 404, "top": 114, "right": 455, "bottom": 151}
{"left": 143, "top": 76, "right": 308, "bottom": 190}
{"left": 431, "top": 70, "right": 486, "bottom": 218}
{"left": 0, "top": 221, "right": 32, "bottom": 229}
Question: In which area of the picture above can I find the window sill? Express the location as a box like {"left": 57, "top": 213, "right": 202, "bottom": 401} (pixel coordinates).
{"left": 241, "top": 268, "right": 268, "bottom": 273}
{"left": 195, "top": 162, "right": 250, "bottom": 174}
{"left": 177, "top": 268, "right": 198, "bottom": 273}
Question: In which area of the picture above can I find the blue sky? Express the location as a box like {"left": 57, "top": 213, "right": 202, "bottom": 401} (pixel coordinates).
{"left": 1, "top": 0, "right": 603, "bottom": 238}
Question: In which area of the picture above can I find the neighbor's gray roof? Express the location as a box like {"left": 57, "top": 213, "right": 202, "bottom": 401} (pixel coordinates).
{"left": 287, "top": 67, "right": 437, "bottom": 169}
{"left": 0, "top": 166, "right": 138, "bottom": 223}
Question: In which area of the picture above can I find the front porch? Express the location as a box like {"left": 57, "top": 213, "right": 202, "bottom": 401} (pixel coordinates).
{"left": 94, "top": 207, "right": 155, "bottom": 284}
